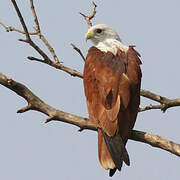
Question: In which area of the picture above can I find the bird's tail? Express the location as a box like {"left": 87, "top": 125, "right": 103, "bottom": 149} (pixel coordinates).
{"left": 98, "top": 129, "right": 130, "bottom": 177}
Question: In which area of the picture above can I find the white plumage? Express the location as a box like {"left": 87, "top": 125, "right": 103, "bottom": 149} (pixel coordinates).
{"left": 85, "top": 24, "right": 129, "bottom": 55}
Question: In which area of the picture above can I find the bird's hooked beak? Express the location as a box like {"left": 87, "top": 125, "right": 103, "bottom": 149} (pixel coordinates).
{"left": 85, "top": 30, "right": 94, "bottom": 41}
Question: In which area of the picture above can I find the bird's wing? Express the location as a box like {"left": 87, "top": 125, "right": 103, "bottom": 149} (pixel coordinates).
{"left": 83, "top": 46, "right": 128, "bottom": 136}
{"left": 117, "top": 46, "right": 142, "bottom": 143}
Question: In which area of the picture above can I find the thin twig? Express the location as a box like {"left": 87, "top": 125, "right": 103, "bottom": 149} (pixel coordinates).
{"left": 29, "top": 0, "right": 60, "bottom": 63}
{"left": 79, "top": 1, "right": 97, "bottom": 28}
{"left": 139, "top": 104, "right": 165, "bottom": 112}
{"left": 11, "top": 0, "right": 30, "bottom": 40}
{"left": 38, "top": 34, "right": 61, "bottom": 63}
{"left": 29, "top": 0, "right": 40, "bottom": 33}
{"left": 27, "top": 56, "right": 45, "bottom": 62}
{"left": 71, "top": 43, "right": 86, "bottom": 61}
{"left": 11, "top": 0, "right": 52, "bottom": 63}
{"left": 27, "top": 56, "right": 83, "bottom": 78}
{"left": 0, "top": 22, "right": 8, "bottom": 29}
{"left": 0, "top": 22, "right": 37, "bottom": 35}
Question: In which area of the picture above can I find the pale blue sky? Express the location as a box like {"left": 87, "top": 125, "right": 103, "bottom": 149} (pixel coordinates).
{"left": 1, "top": 0, "right": 180, "bottom": 179}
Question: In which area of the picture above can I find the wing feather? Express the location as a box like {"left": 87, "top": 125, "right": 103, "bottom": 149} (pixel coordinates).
{"left": 84, "top": 47, "right": 126, "bottom": 135}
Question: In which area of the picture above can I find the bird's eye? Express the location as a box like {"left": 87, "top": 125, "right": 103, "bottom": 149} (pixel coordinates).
{"left": 96, "top": 29, "right": 102, "bottom": 34}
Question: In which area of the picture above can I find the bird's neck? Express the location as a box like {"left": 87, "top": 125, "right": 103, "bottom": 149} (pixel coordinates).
{"left": 95, "top": 39, "right": 129, "bottom": 55}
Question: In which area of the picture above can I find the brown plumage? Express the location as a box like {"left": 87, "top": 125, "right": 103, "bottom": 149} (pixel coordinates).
{"left": 83, "top": 24, "right": 142, "bottom": 176}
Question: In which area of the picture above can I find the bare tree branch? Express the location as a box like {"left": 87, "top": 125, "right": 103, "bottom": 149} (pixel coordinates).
{"left": 29, "top": 0, "right": 40, "bottom": 33}
{"left": 0, "top": 72, "right": 180, "bottom": 158}
{"left": 27, "top": 55, "right": 83, "bottom": 77}
{"left": 0, "top": 22, "right": 82, "bottom": 78}
{"left": 1, "top": 1, "right": 60, "bottom": 64}
{"left": 0, "top": 21, "right": 37, "bottom": 35}
{"left": 29, "top": 0, "right": 60, "bottom": 63}
{"left": 71, "top": 43, "right": 86, "bottom": 61}
{"left": 140, "top": 89, "right": 180, "bottom": 112}
{"left": 79, "top": 1, "right": 97, "bottom": 28}
{"left": 139, "top": 104, "right": 164, "bottom": 112}
{"left": 141, "top": 89, "right": 170, "bottom": 103}
{"left": 7, "top": 0, "right": 83, "bottom": 78}
{"left": 11, "top": 0, "right": 52, "bottom": 64}
{"left": 131, "top": 130, "right": 180, "bottom": 157}
{"left": 11, "top": 0, "right": 30, "bottom": 39}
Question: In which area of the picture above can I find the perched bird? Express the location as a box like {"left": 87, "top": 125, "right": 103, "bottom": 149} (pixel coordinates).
{"left": 83, "top": 24, "right": 142, "bottom": 176}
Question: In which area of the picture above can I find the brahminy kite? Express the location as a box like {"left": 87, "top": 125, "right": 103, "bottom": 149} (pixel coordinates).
{"left": 83, "top": 24, "right": 142, "bottom": 176}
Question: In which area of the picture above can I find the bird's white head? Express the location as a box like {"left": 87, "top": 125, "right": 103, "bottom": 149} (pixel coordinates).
{"left": 85, "top": 24, "right": 128, "bottom": 54}
{"left": 85, "top": 24, "right": 121, "bottom": 45}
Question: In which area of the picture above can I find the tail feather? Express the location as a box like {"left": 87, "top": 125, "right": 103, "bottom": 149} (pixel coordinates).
{"left": 101, "top": 129, "right": 130, "bottom": 169}
{"left": 109, "top": 168, "right": 117, "bottom": 177}
{"left": 98, "top": 129, "right": 130, "bottom": 177}
{"left": 98, "top": 129, "right": 115, "bottom": 170}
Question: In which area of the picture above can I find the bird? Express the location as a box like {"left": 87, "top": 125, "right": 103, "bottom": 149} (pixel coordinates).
{"left": 83, "top": 24, "right": 142, "bottom": 177}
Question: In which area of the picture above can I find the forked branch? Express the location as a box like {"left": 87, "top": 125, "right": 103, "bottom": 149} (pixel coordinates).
{"left": 79, "top": 1, "right": 97, "bottom": 28}
{"left": 1, "top": 0, "right": 83, "bottom": 78}
{"left": 140, "top": 90, "right": 180, "bottom": 112}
